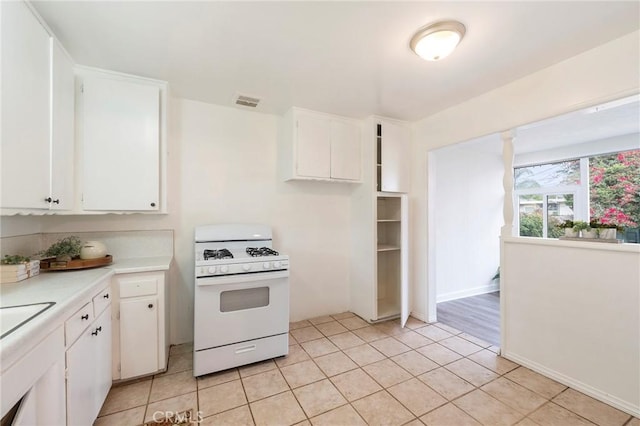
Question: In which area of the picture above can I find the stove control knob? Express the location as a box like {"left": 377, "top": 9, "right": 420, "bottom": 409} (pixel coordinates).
{"left": 242, "top": 264, "right": 251, "bottom": 271}
{"left": 208, "top": 266, "right": 216, "bottom": 274}
{"left": 220, "top": 265, "right": 229, "bottom": 273}
{"left": 263, "top": 262, "right": 271, "bottom": 269}
{"left": 273, "top": 261, "right": 281, "bottom": 269}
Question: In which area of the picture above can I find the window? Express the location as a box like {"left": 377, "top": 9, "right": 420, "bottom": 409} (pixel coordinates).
{"left": 590, "top": 150, "right": 640, "bottom": 229}
{"left": 514, "top": 149, "right": 639, "bottom": 240}
{"left": 515, "top": 160, "right": 581, "bottom": 238}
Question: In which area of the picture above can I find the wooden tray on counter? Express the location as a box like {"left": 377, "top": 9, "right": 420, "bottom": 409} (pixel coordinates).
{"left": 40, "top": 255, "right": 113, "bottom": 271}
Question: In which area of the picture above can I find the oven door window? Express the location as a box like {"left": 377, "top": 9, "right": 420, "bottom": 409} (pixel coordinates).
{"left": 220, "top": 287, "right": 269, "bottom": 312}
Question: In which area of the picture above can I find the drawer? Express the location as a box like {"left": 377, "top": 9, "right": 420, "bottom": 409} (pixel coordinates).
{"left": 92, "top": 286, "right": 112, "bottom": 316}
{"left": 119, "top": 278, "right": 157, "bottom": 298}
{"left": 65, "top": 302, "right": 93, "bottom": 346}
{"left": 193, "top": 333, "right": 288, "bottom": 376}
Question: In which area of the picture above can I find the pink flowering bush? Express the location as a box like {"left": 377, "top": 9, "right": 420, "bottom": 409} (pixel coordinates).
{"left": 590, "top": 149, "right": 639, "bottom": 228}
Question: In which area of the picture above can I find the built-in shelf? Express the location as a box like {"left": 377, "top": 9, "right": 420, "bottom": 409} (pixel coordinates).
{"left": 377, "top": 296, "right": 400, "bottom": 320}
{"left": 377, "top": 244, "right": 400, "bottom": 252}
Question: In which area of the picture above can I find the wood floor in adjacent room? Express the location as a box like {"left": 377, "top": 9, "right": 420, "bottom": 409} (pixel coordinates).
{"left": 437, "top": 291, "right": 500, "bottom": 347}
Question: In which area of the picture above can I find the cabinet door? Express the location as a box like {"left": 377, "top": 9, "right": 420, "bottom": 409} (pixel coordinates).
{"left": 66, "top": 305, "right": 112, "bottom": 426}
{"left": 120, "top": 296, "right": 159, "bottom": 379}
{"left": 82, "top": 76, "right": 160, "bottom": 211}
{"left": 296, "top": 113, "right": 331, "bottom": 178}
{"left": 381, "top": 122, "right": 410, "bottom": 193}
{"left": 400, "top": 194, "right": 409, "bottom": 327}
{"left": 330, "top": 120, "right": 361, "bottom": 181}
{"left": 0, "top": 1, "right": 51, "bottom": 209}
{"left": 50, "top": 40, "right": 75, "bottom": 211}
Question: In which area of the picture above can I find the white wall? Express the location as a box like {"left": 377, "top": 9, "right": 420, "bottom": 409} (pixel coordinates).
{"left": 409, "top": 30, "right": 640, "bottom": 416}
{"left": 411, "top": 30, "right": 640, "bottom": 321}
{"left": 14, "top": 98, "right": 354, "bottom": 344}
{"left": 502, "top": 238, "right": 640, "bottom": 416}
{"left": 0, "top": 216, "right": 43, "bottom": 238}
{"left": 431, "top": 143, "right": 503, "bottom": 302}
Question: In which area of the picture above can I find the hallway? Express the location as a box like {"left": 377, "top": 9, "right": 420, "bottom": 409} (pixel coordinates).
{"left": 437, "top": 292, "right": 500, "bottom": 346}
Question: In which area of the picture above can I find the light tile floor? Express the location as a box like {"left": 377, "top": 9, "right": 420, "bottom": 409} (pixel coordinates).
{"left": 94, "top": 313, "right": 638, "bottom": 426}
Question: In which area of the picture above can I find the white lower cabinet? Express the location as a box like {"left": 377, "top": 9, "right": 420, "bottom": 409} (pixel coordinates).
{"left": 112, "top": 271, "right": 168, "bottom": 381}
{"left": 120, "top": 296, "right": 159, "bottom": 378}
{"left": 65, "top": 283, "right": 112, "bottom": 426}
{"left": 1, "top": 327, "right": 66, "bottom": 426}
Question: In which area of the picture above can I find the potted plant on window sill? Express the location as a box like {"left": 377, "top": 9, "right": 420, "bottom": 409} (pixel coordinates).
{"left": 559, "top": 220, "right": 577, "bottom": 237}
{"left": 572, "top": 221, "right": 597, "bottom": 238}
{"left": 589, "top": 219, "right": 621, "bottom": 240}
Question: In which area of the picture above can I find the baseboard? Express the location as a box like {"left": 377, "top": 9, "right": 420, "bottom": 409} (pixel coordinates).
{"left": 436, "top": 283, "right": 499, "bottom": 303}
{"left": 502, "top": 350, "right": 640, "bottom": 418}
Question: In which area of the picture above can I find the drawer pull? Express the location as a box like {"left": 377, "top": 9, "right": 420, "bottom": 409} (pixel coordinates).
{"left": 91, "top": 329, "right": 99, "bottom": 336}
{"left": 235, "top": 345, "right": 256, "bottom": 355}
{"left": 81, "top": 314, "right": 89, "bottom": 320}
{"left": 96, "top": 326, "right": 102, "bottom": 332}
{"left": 148, "top": 303, "right": 154, "bottom": 309}
{"left": 103, "top": 293, "right": 110, "bottom": 299}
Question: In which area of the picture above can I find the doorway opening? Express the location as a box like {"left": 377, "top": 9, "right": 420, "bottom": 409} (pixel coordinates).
{"left": 428, "top": 134, "right": 503, "bottom": 346}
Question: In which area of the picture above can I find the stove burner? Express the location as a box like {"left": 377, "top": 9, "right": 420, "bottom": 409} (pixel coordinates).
{"left": 203, "top": 249, "right": 233, "bottom": 260}
{"left": 246, "top": 247, "right": 279, "bottom": 257}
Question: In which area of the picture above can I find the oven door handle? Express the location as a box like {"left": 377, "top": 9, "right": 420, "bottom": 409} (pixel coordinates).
{"left": 196, "top": 270, "right": 289, "bottom": 286}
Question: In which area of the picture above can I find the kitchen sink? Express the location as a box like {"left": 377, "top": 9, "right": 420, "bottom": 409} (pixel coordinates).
{"left": 0, "top": 302, "right": 55, "bottom": 339}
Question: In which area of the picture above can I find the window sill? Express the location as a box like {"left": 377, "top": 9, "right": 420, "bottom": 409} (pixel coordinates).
{"left": 502, "top": 236, "right": 640, "bottom": 253}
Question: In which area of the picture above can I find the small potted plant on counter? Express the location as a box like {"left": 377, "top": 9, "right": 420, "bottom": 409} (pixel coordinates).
{"left": 37, "top": 236, "right": 83, "bottom": 262}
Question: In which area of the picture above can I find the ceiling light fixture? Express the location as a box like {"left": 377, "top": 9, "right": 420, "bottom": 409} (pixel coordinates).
{"left": 410, "top": 21, "right": 466, "bottom": 61}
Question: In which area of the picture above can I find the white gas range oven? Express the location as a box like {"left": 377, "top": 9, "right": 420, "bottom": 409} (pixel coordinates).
{"left": 193, "top": 224, "right": 289, "bottom": 377}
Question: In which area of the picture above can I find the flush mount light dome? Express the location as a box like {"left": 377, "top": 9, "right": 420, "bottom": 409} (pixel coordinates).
{"left": 410, "top": 21, "right": 466, "bottom": 61}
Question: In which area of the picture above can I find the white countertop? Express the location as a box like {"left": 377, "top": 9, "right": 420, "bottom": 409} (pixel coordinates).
{"left": 0, "top": 256, "right": 172, "bottom": 370}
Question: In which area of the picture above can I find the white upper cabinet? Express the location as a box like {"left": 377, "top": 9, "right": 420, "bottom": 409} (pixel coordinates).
{"left": 1, "top": 1, "right": 52, "bottom": 209}
{"left": 281, "top": 108, "right": 361, "bottom": 182}
{"left": 51, "top": 40, "right": 75, "bottom": 211}
{"left": 80, "top": 73, "right": 162, "bottom": 211}
{"left": 330, "top": 119, "right": 361, "bottom": 181}
{"left": 296, "top": 113, "right": 332, "bottom": 178}
{"left": 379, "top": 120, "right": 410, "bottom": 193}
{"left": 1, "top": 1, "right": 75, "bottom": 211}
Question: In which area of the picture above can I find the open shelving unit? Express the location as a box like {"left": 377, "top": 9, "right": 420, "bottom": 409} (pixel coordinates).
{"left": 349, "top": 116, "right": 410, "bottom": 328}
{"left": 376, "top": 194, "right": 408, "bottom": 321}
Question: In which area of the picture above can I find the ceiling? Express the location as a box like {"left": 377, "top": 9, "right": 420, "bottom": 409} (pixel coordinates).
{"left": 32, "top": 1, "right": 639, "bottom": 121}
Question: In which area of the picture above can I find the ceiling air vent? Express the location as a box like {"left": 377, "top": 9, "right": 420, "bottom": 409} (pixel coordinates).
{"left": 234, "top": 94, "right": 261, "bottom": 108}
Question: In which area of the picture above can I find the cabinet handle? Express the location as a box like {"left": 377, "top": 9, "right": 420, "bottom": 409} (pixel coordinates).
{"left": 81, "top": 314, "right": 89, "bottom": 320}
{"left": 148, "top": 303, "right": 154, "bottom": 309}
{"left": 103, "top": 293, "right": 109, "bottom": 299}
{"left": 52, "top": 199, "right": 60, "bottom": 204}
{"left": 96, "top": 326, "right": 102, "bottom": 332}
{"left": 44, "top": 197, "right": 52, "bottom": 203}
{"left": 150, "top": 202, "right": 156, "bottom": 207}
{"left": 91, "top": 329, "right": 99, "bottom": 336}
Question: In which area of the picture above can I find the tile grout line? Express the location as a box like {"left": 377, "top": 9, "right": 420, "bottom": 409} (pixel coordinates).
{"left": 99, "top": 319, "right": 637, "bottom": 426}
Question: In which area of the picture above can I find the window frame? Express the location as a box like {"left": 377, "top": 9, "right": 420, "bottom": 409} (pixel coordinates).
{"left": 514, "top": 157, "right": 589, "bottom": 238}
